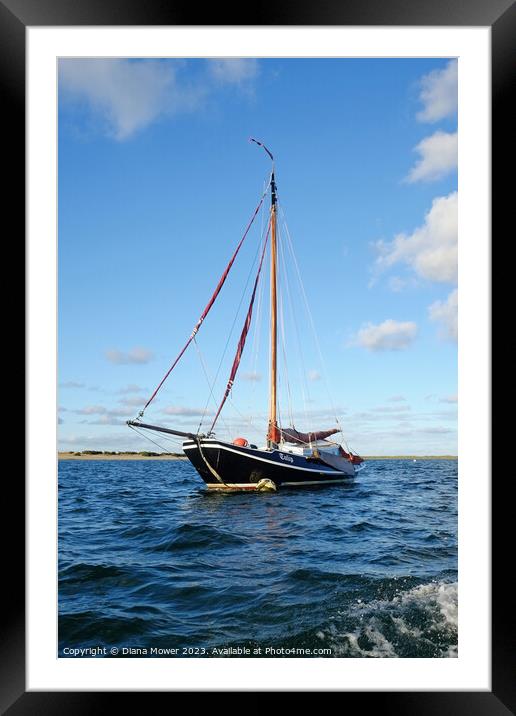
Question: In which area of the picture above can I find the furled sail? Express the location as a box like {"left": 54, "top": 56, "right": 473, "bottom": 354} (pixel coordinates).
{"left": 139, "top": 188, "right": 268, "bottom": 415}
{"left": 209, "top": 220, "right": 271, "bottom": 433}
{"left": 280, "top": 427, "right": 340, "bottom": 445}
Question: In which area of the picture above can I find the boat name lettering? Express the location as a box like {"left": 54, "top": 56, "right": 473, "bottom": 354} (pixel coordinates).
{"left": 279, "top": 453, "right": 294, "bottom": 463}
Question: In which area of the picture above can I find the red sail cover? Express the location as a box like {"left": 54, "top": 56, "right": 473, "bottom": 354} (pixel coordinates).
{"left": 280, "top": 427, "right": 340, "bottom": 445}
{"left": 338, "top": 446, "right": 364, "bottom": 464}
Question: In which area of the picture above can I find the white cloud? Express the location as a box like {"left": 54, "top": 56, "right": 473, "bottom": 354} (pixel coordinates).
{"left": 105, "top": 347, "right": 154, "bottom": 365}
{"left": 59, "top": 380, "right": 85, "bottom": 388}
{"left": 241, "top": 371, "right": 262, "bottom": 382}
{"left": 353, "top": 319, "right": 417, "bottom": 352}
{"left": 417, "top": 60, "right": 458, "bottom": 123}
{"left": 82, "top": 416, "right": 127, "bottom": 426}
{"left": 406, "top": 130, "right": 457, "bottom": 183}
{"left": 59, "top": 431, "right": 150, "bottom": 452}
{"left": 429, "top": 289, "right": 458, "bottom": 342}
{"left": 388, "top": 276, "right": 408, "bottom": 292}
{"left": 208, "top": 59, "right": 259, "bottom": 85}
{"left": 74, "top": 405, "right": 107, "bottom": 415}
{"left": 418, "top": 426, "right": 454, "bottom": 435}
{"left": 59, "top": 58, "right": 259, "bottom": 140}
{"left": 439, "top": 393, "right": 458, "bottom": 403}
{"left": 386, "top": 275, "right": 421, "bottom": 292}
{"left": 372, "top": 404, "right": 411, "bottom": 413}
{"left": 119, "top": 396, "right": 147, "bottom": 407}
{"left": 375, "top": 192, "right": 457, "bottom": 284}
{"left": 117, "top": 384, "right": 146, "bottom": 394}
{"left": 59, "top": 59, "right": 197, "bottom": 140}
{"left": 162, "top": 405, "right": 213, "bottom": 416}
{"left": 289, "top": 406, "right": 346, "bottom": 423}
{"left": 388, "top": 395, "right": 406, "bottom": 402}
{"left": 74, "top": 405, "right": 128, "bottom": 417}
{"left": 307, "top": 370, "right": 321, "bottom": 382}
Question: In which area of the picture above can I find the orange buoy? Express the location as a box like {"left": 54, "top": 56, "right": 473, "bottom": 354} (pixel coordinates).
{"left": 233, "top": 437, "right": 249, "bottom": 447}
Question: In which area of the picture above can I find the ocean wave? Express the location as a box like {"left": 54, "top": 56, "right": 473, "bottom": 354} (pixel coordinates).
{"left": 59, "top": 459, "right": 457, "bottom": 657}
{"left": 59, "top": 562, "right": 135, "bottom": 584}
{"left": 146, "top": 523, "right": 247, "bottom": 552}
{"left": 316, "top": 580, "right": 457, "bottom": 658}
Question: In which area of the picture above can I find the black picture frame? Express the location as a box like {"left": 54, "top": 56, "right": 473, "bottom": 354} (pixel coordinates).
{"left": 6, "top": 0, "right": 507, "bottom": 710}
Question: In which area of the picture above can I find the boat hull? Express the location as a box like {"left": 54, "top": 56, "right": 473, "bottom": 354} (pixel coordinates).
{"left": 182, "top": 438, "right": 356, "bottom": 490}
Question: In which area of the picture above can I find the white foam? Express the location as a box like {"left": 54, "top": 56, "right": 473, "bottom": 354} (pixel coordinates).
{"left": 393, "top": 581, "right": 458, "bottom": 629}
{"left": 317, "top": 580, "right": 458, "bottom": 658}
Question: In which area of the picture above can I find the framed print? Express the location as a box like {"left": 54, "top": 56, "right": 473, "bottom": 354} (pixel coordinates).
{"left": 4, "top": 0, "right": 510, "bottom": 710}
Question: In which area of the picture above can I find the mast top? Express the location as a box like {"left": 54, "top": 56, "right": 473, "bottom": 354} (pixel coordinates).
{"left": 250, "top": 138, "right": 280, "bottom": 446}
{"left": 249, "top": 137, "right": 276, "bottom": 207}
{"left": 249, "top": 137, "right": 274, "bottom": 162}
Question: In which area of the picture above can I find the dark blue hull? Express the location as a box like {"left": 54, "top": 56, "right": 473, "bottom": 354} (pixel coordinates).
{"left": 182, "top": 438, "right": 356, "bottom": 489}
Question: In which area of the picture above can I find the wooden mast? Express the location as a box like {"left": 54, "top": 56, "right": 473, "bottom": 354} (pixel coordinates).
{"left": 268, "top": 171, "right": 279, "bottom": 447}
{"left": 248, "top": 138, "right": 279, "bottom": 448}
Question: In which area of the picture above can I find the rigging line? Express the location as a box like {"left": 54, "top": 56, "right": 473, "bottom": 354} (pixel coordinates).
{"left": 245, "top": 202, "right": 268, "bottom": 426}
{"left": 209, "top": 228, "right": 271, "bottom": 437}
{"left": 277, "top": 388, "right": 283, "bottom": 436}
{"left": 197, "top": 213, "right": 271, "bottom": 431}
{"left": 276, "top": 215, "right": 312, "bottom": 436}
{"left": 278, "top": 260, "right": 294, "bottom": 430}
{"left": 195, "top": 388, "right": 267, "bottom": 441}
{"left": 225, "top": 396, "right": 267, "bottom": 437}
{"left": 211, "top": 220, "right": 270, "bottom": 442}
{"left": 138, "top": 183, "right": 271, "bottom": 417}
{"left": 209, "top": 220, "right": 271, "bottom": 435}
{"left": 248, "top": 242, "right": 265, "bottom": 373}
{"left": 279, "top": 204, "right": 331, "bottom": 396}
{"left": 246, "top": 174, "right": 268, "bottom": 404}
{"left": 279, "top": 202, "right": 342, "bottom": 428}
{"left": 204, "top": 331, "right": 269, "bottom": 435}
{"left": 199, "top": 361, "right": 268, "bottom": 439}
{"left": 128, "top": 423, "right": 179, "bottom": 454}
{"left": 134, "top": 426, "right": 187, "bottom": 448}
{"left": 152, "top": 434, "right": 187, "bottom": 449}
{"left": 193, "top": 335, "right": 231, "bottom": 438}
{"left": 280, "top": 302, "right": 294, "bottom": 430}
{"left": 280, "top": 221, "right": 319, "bottom": 450}
{"left": 194, "top": 335, "right": 217, "bottom": 433}
{"left": 259, "top": 175, "right": 266, "bottom": 243}
{"left": 196, "top": 437, "right": 228, "bottom": 486}
{"left": 277, "top": 222, "right": 296, "bottom": 428}
{"left": 246, "top": 245, "right": 266, "bottom": 432}
{"left": 223, "top": 292, "right": 268, "bottom": 436}
{"left": 128, "top": 424, "right": 182, "bottom": 451}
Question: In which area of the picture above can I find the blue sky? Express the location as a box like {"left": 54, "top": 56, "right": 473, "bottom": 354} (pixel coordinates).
{"left": 58, "top": 58, "right": 457, "bottom": 455}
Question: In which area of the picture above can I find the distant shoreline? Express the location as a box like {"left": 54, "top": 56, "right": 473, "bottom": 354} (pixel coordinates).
{"left": 58, "top": 452, "right": 187, "bottom": 461}
{"left": 58, "top": 452, "right": 457, "bottom": 461}
{"left": 364, "top": 455, "right": 457, "bottom": 460}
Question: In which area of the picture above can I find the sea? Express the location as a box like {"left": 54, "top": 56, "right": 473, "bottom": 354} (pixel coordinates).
{"left": 58, "top": 458, "right": 457, "bottom": 658}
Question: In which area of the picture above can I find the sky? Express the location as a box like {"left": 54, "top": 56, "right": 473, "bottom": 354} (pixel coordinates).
{"left": 58, "top": 57, "right": 458, "bottom": 455}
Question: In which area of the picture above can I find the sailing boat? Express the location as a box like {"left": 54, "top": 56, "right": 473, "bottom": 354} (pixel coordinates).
{"left": 127, "top": 139, "right": 364, "bottom": 491}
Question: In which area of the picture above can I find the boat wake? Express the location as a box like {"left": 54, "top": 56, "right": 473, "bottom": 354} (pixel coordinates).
{"left": 314, "top": 580, "right": 457, "bottom": 658}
